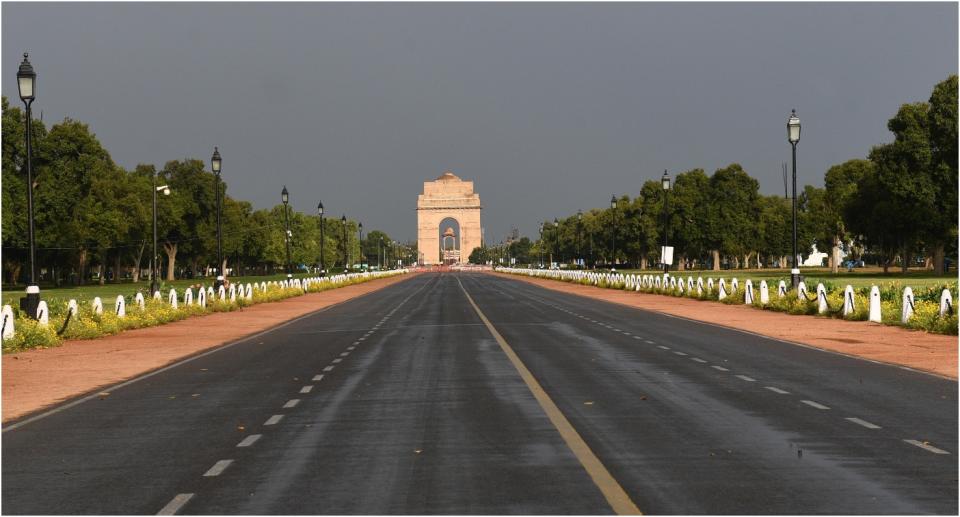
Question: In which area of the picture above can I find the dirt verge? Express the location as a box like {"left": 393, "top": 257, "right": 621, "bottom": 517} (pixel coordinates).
{"left": 494, "top": 272, "right": 957, "bottom": 380}
{"left": 2, "top": 273, "right": 417, "bottom": 423}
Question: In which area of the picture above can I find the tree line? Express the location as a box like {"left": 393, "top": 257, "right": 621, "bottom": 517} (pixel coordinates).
{"left": 523, "top": 75, "right": 957, "bottom": 273}
{"left": 1, "top": 97, "right": 413, "bottom": 286}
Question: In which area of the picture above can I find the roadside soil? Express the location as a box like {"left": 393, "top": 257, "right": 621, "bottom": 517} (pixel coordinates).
{"left": 2, "top": 273, "right": 417, "bottom": 423}
{"left": 494, "top": 272, "right": 958, "bottom": 380}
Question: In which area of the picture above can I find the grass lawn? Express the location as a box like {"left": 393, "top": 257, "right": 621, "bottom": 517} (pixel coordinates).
{"left": 596, "top": 266, "right": 958, "bottom": 290}
{"left": 0, "top": 271, "right": 357, "bottom": 307}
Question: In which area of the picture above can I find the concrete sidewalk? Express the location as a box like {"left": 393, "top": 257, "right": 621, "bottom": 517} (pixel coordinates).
{"left": 2, "top": 273, "right": 418, "bottom": 423}
{"left": 494, "top": 272, "right": 958, "bottom": 380}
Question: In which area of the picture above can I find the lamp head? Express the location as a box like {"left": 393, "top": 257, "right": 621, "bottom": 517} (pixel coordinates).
{"left": 281, "top": 185, "right": 289, "bottom": 204}
{"left": 610, "top": 195, "right": 617, "bottom": 209}
{"left": 17, "top": 53, "right": 36, "bottom": 102}
{"left": 317, "top": 201, "right": 324, "bottom": 216}
{"left": 787, "top": 109, "right": 801, "bottom": 144}
{"left": 662, "top": 170, "right": 671, "bottom": 191}
{"left": 211, "top": 147, "right": 221, "bottom": 174}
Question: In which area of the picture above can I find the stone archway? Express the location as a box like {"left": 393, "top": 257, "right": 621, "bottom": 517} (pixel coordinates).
{"left": 417, "top": 171, "right": 482, "bottom": 265}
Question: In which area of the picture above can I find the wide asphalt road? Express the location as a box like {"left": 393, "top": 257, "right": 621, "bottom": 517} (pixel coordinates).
{"left": 3, "top": 272, "right": 956, "bottom": 514}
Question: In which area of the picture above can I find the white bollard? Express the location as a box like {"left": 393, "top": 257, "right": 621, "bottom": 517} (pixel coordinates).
{"left": 759, "top": 280, "right": 769, "bottom": 305}
{"left": 745, "top": 279, "right": 755, "bottom": 305}
{"left": 731, "top": 278, "right": 739, "bottom": 293}
{"left": 1, "top": 305, "right": 14, "bottom": 340}
{"left": 697, "top": 277, "right": 704, "bottom": 296}
{"left": 218, "top": 285, "right": 226, "bottom": 301}
{"left": 816, "top": 283, "right": 827, "bottom": 314}
{"left": 842, "top": 285, "right": 856, "bottom": 316}
{"left": 777, "top": 280, "right": 787, "bottom": 298}
{"left": 92, "top": 297, "right": 103, "bottom": 315}
{"left": 718, "top": 279, "right": 727, "bottom": 300}
{"left": 36, "top": 301, "right": 49, "bottom": 325}
{"left": 135, "top": 292, "right": 145, "bottom": 309}
{"left": 939, "top": 289, "right": 953, "bottom": 317}
{"left": 901, "top": 287, "right": 914, "bottom": 323}
{"left": 707, "top": 278, "right": 715, "bottom": 293}
{"left": 153, "top": 290, "right": 162, "bottom": 301}
{"left": 228, "top": 284, "right": 236, "bottom": 301}
{"left": 207, "top": 286, "right": 215, "bottom": 300}
{"left": 184, "top": 288, "right": 193, "bottom": 306}
{"left": 198, "top": 288, "right": 207, "bottom": 308}
{"left": 869, "top": 286, "right": 882, "bottom": 323}
{"left": 67, "top": 299, "right": 78, "bottom": 319}
{"left": 687, "top": 276, "right": 694, "bottom": 293}
{"left": 797, "top": 281, "right": 808, "bottom": 301}
{"left": 169, "top": 288, "right": 178, "bottom": 309}
{"left": 246, "top": 283, "right": 254, "bottom": 300}
{"left": 115, "top": 295, "right": 125, "bottom": 318}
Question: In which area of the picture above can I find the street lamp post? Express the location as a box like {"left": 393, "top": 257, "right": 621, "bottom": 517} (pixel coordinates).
{"left": 17, "top": 53, "right": 40, "bottom": 318}
{"left": 317, "top": 201, "right": 325, "bottom": 276}
{"left": 553, "top": 217, "right": 560, "bottom": 266}
{"left": 787, "top": 109, "right": 802, "bottom": 289}
{"left": 379, "top": 236, "right": 383, "bottom": 270}
{"left": 661, "top": 170, "right": 672, "bottom": 274}
{"left": 358, "top": 222, "right": 364, "bottom": 271}
{"left": 610, "top": 195, "right": 618, "bottom": 270}
{"left": 281, "top": 186, "right": 293, "bottom": 279}
{"left": 211, "top": 147, "right": 224, "bottom": 289}
{"left": 577, "top": 210, "right": 583, "bottom": 268}
{"left": 341, "top": 214, "right": 348, "bottom": 272}
{"left": 151, "top": 172, "right": 170, "bottom": 295}
{"left": 539, "top": 223, "right": 544, "bottom": 268}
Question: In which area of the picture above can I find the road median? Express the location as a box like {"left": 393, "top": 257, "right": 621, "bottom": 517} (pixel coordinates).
{"left": 2, "top": 272, "right": 418, "bottom": 424}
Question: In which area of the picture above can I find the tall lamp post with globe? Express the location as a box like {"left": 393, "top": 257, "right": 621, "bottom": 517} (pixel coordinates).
{"left": 17, "top": 53, "right": 40, "bottom": 318}
{"left": 317, "top": 201, "right": 325, "bottom": 276}
{"left": 787, "top": 110, "right": 802, "bottom": 289}
{"left": 211, "top": 147, "right": 224, "bottom": 289}
{"left": 281, "top": 186, "right": 293, "bottom": 280}
{"left": 151, "top": 173, "right": 171, "bottom": 295}
{"left": 610, "top": 195, "right": 618, "bottom": 270}
{"left": 661, "top": 170, "right": 672, "bottom": 274}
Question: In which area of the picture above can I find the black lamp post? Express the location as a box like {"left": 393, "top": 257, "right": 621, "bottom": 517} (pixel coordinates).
{"left": 151, "top": 173, "right": 170, "bottom": 295}
{"left": 538, "top": 223, "right": 544, "bottom": 268}
{"left": 281, "top": 186, "right": 293, "bottom": 279}
{"left": 341, "top": 214, "right": 348, "bottom": 272}
{"left": 379, "top": 236, "right": 383, "bottom": 270}
{"left": 787, "top": 109, "right": 802, "bottom": 289}
{"left": 577, "top": 210, "right": 583, "bottom": 268}
{"left": 211, "top": 147, "right": 224, "bottom": 289}
{"left": 610, "top": 195, "right": 618, "bottom": 270}
{"left": 317, "top": 201, "right": 325, "bottom": 275}
{"left": 358, "top": 222, "right": 364, "bottom": 270}
{"left": 17, "top": 53, "right": 39, "bottom": 318}
{"left": 661, "top": 170, "right": 672, "bottom": 274}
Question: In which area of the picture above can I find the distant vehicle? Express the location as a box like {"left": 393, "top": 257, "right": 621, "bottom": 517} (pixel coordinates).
{"left": 843, "top": 260, "right": 865, "bottom": 269}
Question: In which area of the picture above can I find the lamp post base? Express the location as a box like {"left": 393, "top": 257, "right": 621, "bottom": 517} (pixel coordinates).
{"left": 790, "top": 268, "right": 801, "bottom": 289}
{"left": 19, "top": 285, "right": 40, "bottom": 320}
{"left": 214, "top": 275, "right": 224, "bottom": 290}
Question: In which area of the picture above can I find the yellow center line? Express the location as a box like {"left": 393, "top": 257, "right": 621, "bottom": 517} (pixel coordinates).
{"left": 457, "top": 277, "right": 642, "bottom": 515}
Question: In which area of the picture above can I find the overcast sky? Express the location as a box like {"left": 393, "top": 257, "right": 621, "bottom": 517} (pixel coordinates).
{"left": 3, "top": 2, "right": 956, "bottom": 242}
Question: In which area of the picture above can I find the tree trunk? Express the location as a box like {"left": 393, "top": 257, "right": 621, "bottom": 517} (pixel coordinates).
{"left": 222, "top": 258, "right": 228, "bottom": 278}
{"left": 830, "top": 235, "right": 841, "bottom": 274}
{"left": 132, "top": 240, "right": 145, "bottom": 283}
{"left": 640, "top": 256, "right": 648, "bottom": 270}
{"left": 711, "top": 250, "right": 720, "bottom": 271}
{"left": 98, "top": 263, "right": 106, "bottom": 285}
{"left": 900, "top": 244, "right": 909, "bottom": 273}
{"left": 677, "top": 254, "right": 686, "bottom": 271}
{"left": 78, "top": 249, "right": 88, "bottom": 285}
{"left": 742, "top": 252, "right": 750, "bottom": 270}
{"left": 933, "top": 243, "right": 946, "bottom": 274}
{"left": 114, "top": 252, "right": 123, "bottom": 283}
{"left": 163, "top": 242, "right": 178, "bottom": 281}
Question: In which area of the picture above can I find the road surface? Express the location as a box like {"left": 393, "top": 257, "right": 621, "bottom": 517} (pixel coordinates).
{"left": 3, "top": 272, "right": 956, "bottom": 514}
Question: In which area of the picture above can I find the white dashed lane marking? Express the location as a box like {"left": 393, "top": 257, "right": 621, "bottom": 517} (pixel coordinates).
{"left": 904, "top": 439, "right": 950, "bottom": 455}
{"left": 312, "top": 374, "right": 324, "bottom": 381}
{"left": 711, "top": 365, "right": 729, "bottom": 372}
{"left": 236, "top": 434, "right": 262, "bottom": 448}
{"left": 347, "top": 346, "right": 356, "bottom": 351}
{"left": 673, "top": 351, "right": 688, "bottom": 356}
{"left": 691, "top": 357, "right": 707, "bottom": 363}
{"left": 846, "top": 417, "right": 881, "bottom": 429}
{"left": 764, "top": 386, "right": 789, "bottom": 394}
{"left": 264, "top": 414, "right": 284, "bottom": 426}
{"left": 657, "top": 345, "right": 670, "bottom": 350}
{"left": 645, "top": 340, "right": 655, "bottom": 344}
{"left": 157, "top": 493, "right": 194, "bottom": 515}
{"left": 735, "top": 375, "right": 756, "bottom": 382}
{"left": 283, "top": 399, "right": 300, "bottom": 408}
{"left": 801, "top": 400, "right": 830, "bottom": 410}
{"left": 203, "top": 459, "right": 234, "bottom": 477}
{"left": 300, "top": 385, "right": 313, "bottom": 393}
{"left": 332, "top": 358, "right": 343, "bottom": 364}
{"left": 323, "top": 365, "right": 335, "bottom": 372}
{"left": 339, "top": 352, "right": 350, "bottom": 357}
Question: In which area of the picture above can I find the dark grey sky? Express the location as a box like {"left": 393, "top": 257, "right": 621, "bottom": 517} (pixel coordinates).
{"left": 3, "top": 2, "right": 956, "bottom": 242}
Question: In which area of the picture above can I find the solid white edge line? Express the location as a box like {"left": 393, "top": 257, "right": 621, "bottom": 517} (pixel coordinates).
{"left": 157, "top": 493, "right": 194, "bottom": 515}
{"left": 203, "top": 459, "right": 234, "bottom": 477}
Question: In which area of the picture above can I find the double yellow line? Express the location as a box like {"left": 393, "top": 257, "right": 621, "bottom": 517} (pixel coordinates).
{"left": 457, "top": 277, "right": 642, "bottom": 515}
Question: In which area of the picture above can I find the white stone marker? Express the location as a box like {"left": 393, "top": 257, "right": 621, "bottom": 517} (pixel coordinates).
{"left": 229, "top": 284, "right": 237, "bottom": 302}
{"left": 218, "top": 285, "right": 226, "bottom": 301}
{"left": 816, "top": 283, "right": 827, "bottom": 314}
{"left": 92, "top": 297, "right": 103, "bottom": 315}
{"left": 842, "top": 285, "right": 856, "bottom": 316}
{"left": 115, "top": 295, "right": 125, "bottom": 318}
{"left": 731, "top": 278, "right": 739, "bottom": 293}
{"left": 207, "top": 286, "right": 215, "bottom": 300}
{"left": 901, "top": 287, "right": 914, "bottom": 323}
{"left": 169, "top": 289, "right": 178, "bottom": 309}
{"left": 198, "top": 287, "right": 207, "bottom": 308}
{"left": 135, "top": 292, "right": 145, "bottom": 309}
{"left": 184, "top": 288, "right": 193, "bottom": 306}
{"left": 869, "top": 286, "right": 882, "bottom": 323}
{"left": 153, "top": 290, "right": 162, "bottom": 301}
{"left": 718, "top": 279, "right": 727, "bottom": 300}
{"left": 1, "top": 305, "right": 15, "bottom": 340}
{"left": 67, "top": 299, "right": 78, "bottom": 318}
{"left": 745, "top": 279, "right": 755, "bottom": 305}
{"left": 940, "top": 289, "right": 953, "bottom": 317}
{"left": 246, "top": 283, "right": 254, "bottom": 300}
{"left": 36, "top": 301, "right": 49, "bottom": 325}
{"left": 759, "top": 280, "right": 769, "bottom": 305}
{"left": 797, "top": 281, "right": 808, "bottom": 301}
{"left": 777, "top": 280, "right": 787, "bottom": 298}
{"left": 707, "top": 278, "right": 714, "bottom": 293}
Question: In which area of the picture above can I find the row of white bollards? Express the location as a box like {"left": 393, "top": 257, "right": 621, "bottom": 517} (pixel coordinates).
{"left": 0, "top": 270, "right": 408, "bottom": 341}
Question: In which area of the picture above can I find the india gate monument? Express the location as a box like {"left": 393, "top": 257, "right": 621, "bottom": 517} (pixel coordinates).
{"left": 417, "top": 171, "right": 482, "bottom": 265}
